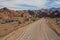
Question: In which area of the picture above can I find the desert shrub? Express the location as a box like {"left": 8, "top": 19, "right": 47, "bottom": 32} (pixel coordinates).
{"left": 56, "top": 18, "right": 60, "bottom": 25}
{"left": 5, "top": 19, "right": 14, "bottom": 23}
{"left": 20, "top": 14, "right": 23, "bottom": 17}
{"left": 0, "top": 17, "right": 2, "bottom": 19}
{"left": 18, "top": 21, "right": 21, "bottom": 24}
{"left": 31, "top": 18, "right": 36, "bottom": 21}
{"left": 25, "top": 18, "right": 29, "bottom": 21}
{"left": 0, "top": 19, "right": 6, "bottom": 24}
{"left": 4, "top": 29, "right": 8, "bottom": 31}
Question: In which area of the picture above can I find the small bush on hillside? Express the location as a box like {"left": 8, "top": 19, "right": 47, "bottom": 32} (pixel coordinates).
{"left": 56, "top": 18, "right": 60, "bottom": 25}
{"left": 31, "top": 18, "right": 37, "bottom": 21}
{"left": 20, "top": 14, "right": 23, "bottom": 17}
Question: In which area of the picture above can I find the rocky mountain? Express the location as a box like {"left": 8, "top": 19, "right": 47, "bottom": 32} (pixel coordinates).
{"left": 0, "top": 7, "right": 60, "bottom": 20}
{"left": 0, "top": 7, "right": 19, "bottom": 19}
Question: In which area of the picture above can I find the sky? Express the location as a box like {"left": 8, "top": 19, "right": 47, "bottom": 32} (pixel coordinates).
{"left": 0, "top": 0, "right": 60, "bottom": 10}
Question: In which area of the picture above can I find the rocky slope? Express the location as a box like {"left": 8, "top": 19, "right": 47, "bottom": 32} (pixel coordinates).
{"left": 0, "top": 7, "right": 60, "bottom": 19}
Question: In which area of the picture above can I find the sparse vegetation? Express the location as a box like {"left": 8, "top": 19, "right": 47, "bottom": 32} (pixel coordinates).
{"left": 0, "top": 17, "right": 38, "bottom": 37}
{"left": 46, "top": 18, "right": 60, "bottom": 36}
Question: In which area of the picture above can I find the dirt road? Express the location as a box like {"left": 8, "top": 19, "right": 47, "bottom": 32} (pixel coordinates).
{"left": 1, "top": 18, "right": 60, "bottom": 40}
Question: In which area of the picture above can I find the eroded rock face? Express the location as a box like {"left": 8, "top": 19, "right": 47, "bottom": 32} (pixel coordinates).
{"left": 0, "top": 7, "right": 18, "bottom": 19}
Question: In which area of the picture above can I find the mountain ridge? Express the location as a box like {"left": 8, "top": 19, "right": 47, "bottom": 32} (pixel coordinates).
{"left": 0, "top": 7, "right": 60, "bottom": 20}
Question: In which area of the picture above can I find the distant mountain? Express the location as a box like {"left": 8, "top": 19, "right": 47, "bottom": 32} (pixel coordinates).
{"left": 50, "top": 7, "right": 60, "bottom": 10}
{"left": 0, "top": 7, "right": 60, "bottom": 20}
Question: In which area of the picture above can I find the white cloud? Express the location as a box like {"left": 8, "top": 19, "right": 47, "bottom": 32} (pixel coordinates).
{"left": 51, "top": 0, "right": 60, "bottom": 8}
{"left": 54, "top": 1, "right": 60, "bottom": 5}
{"left": 1, "top": 0, "right": 60, "bottom": 10}
{"left": 0, "top": 0, "right": 48, "bottom": 10}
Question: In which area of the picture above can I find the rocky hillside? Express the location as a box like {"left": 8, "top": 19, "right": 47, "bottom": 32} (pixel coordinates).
{"left": 0, "top": 7, "right": 60, "bottom": 19}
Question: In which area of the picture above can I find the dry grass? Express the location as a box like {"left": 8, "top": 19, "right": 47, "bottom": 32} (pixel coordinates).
{"left": 0, "top": 22, "right": 19, "bottom": 37}
{"left": 47, "top": 18, "right": 60, "bottom": 36}
{"left": 0, "top": 17, "right": 38, "bottom": 38}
